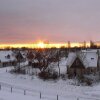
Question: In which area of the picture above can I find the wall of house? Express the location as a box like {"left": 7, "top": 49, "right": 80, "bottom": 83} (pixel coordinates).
{"left": 85, "top": 67, "right": 97, "bottom": 75}
{"left": 67, "top": 67, "right": 85, "bottom": 77}
{"left": 67, "top": 67, "right": 97, "bottom": 78}
{"left": 0, "top": 63, "right": 2, "bottom": 67}
{"left": 71, "top": 57, "right": 85, "bottom": 68}
{"left": 0, "top": 61, "right": 17, "bottom": 67}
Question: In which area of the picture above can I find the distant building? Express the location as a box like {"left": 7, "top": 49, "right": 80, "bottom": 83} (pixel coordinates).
{"left": 0, "top": 50, "right": 17, "bottom": 67}
{"left": 67, "top": 49, "right": 100, "bottom": 77}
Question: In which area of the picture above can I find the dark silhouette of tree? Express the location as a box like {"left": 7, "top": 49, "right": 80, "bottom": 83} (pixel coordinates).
{"left": 90, "top": 40, "right": 97, "bottom": 49}
{"left": 83, "top": 41, "right": 86, "bottom": 49}
{"left": 15, "top": 51, "right": 24, "bottom": 71}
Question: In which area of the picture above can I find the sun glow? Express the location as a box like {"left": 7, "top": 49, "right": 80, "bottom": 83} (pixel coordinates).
{"left": 37, "top": 41, "right": 45, "bottom": 48}
{"left": 0, "top": 42, "right": 95, "bottom": 49}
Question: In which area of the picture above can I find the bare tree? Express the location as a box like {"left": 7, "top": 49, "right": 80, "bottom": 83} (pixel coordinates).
{"left": 15, "top": 50, "right": 23, "bottom": 71}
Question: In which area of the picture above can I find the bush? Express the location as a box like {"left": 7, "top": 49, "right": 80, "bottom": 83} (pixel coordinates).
{"left": 84, "top": 78, "right": 92, "bottom": 86}
{"left": 38, "top": 70, "right": 58, "bottom": 80}
{"left": 10, "top": 68, "right": 26, "bottom": 75}
{"left": 77, "top": 75, "right": 93, "bottom": 86}
{"left": 61, "top": 74, "right": 67, "bottom": 80}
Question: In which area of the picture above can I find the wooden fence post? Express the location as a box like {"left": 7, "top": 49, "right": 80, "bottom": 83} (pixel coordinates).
{"left": 40, "top": 92, "right": 41, "bottom": 99}
{"left": 24, "top": 90, "right": 26, "bottom": 95}
{"left": 57, "top": 95, "right": 58, "bottom": 100}
{"left": 0, "top": 85, "right": 1, "bottom": 90}
{"left": 77, "top": 98, "right": 79, "bottom": 100}
{"left": 11, "top": 87, "right": 12, "bottom": 93}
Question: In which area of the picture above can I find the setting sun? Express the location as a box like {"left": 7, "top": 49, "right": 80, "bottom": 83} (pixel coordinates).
{"left": 37, "top": 41, "right": 45, "bottom": 48}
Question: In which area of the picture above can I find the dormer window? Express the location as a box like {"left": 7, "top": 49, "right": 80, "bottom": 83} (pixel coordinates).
{"left": 7, "top": 55, "right": 10, "bottom": 59}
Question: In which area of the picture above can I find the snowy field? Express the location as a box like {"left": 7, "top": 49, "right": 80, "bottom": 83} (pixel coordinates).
{"left": 0, "top": 58, "right": 100, "bottom": 100}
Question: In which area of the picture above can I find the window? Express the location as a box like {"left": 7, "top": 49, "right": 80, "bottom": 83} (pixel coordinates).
{"left": 91, "top": 58, "right": 94, "bottom": 60}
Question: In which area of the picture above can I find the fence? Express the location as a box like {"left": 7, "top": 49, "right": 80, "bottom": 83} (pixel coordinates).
{"left": 0, "top": 82, "right": 60, "bottom": 100}
{"left": 0, "top": 82, "right": 100, "bottom": 100}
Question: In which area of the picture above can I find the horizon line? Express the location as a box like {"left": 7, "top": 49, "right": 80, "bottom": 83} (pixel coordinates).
{"left": 0, "top": 42, "right": 100, "bottom": 49}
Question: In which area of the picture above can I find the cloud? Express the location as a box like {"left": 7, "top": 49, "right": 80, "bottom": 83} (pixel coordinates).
{"left": 0, "top": 0, "right": 100, "bottom": 43}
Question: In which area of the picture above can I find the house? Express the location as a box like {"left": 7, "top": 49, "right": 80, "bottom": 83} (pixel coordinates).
{"left": 67, "top": 50, "right": 99, "bottom": 77}
{"left": 15, "top": 51, "right": 26, "bottom": 62}
{"left": 30, "top": 59, "right": 40, "bottom": 68}
{"left": 0, "top": 50, "right": 17, "bottom": 67}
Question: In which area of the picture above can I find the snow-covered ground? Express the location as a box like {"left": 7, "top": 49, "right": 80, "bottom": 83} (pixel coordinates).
{"left": 0, "top": 66, "right": 100, "bottom": 100}
{"left": 0, "top": 57, "right": 100, "bottom": 100}
{"left": 0, "top": 91, "right": 45, "bottom": 100}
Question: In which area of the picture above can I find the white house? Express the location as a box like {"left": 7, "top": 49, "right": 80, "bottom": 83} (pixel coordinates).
{"left": 67, "top": 49, "right": 100, "bottom": 77}
{"left": 0, "top": 50, "right": 17, "bottom": 67}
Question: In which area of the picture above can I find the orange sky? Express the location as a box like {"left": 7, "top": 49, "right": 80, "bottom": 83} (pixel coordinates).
{"left": 0, "top": 41, "right": 91, "bottom": 49}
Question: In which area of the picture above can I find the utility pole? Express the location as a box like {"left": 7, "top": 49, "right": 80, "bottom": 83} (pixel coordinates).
{"left": 97, "top": 50, "right": 100, "bottom": 80}
{"left": 57, "top": 50, "right": 60, "bottom": 77}
{"left": 68, "top": 41, "right": 71, "bottom": 53}
{"left": 83, "top": 41, "right": 86, "bottom": 49}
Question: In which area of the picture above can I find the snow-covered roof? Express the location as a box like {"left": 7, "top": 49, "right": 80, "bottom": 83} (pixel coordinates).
{"left": 20, "top": 61, "right": 28, "bottom": 66}
{"left": 33, "top": 59, "right": 39, "bottom": 63}
{"left": 67, "top": 50, "right": 98, "bottom": 68}
{"left": 81, "top": 51, "right": 98, "bottom": 68}
{"left": 82, "top": 49, "right": 97, "bottom": 53}
{"left": 0, "top": 50, "right": 16, "bottom": 62}
{"left": 67, "top": 52, "right": 77, "bottom": 68}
